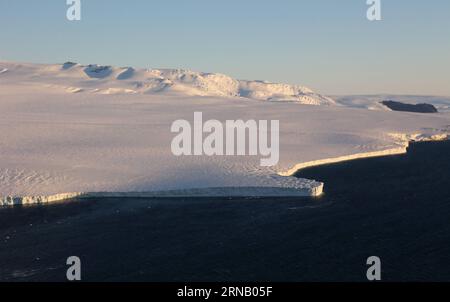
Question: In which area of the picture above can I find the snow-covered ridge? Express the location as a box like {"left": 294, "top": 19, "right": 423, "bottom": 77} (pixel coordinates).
{"left": 0, "top": 61, "right": 335, "bottom": 105}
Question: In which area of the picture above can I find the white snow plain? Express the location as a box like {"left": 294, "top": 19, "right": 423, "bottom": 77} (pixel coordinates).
{"left": 1, "top": 62, "right": 449, "bottom": 205}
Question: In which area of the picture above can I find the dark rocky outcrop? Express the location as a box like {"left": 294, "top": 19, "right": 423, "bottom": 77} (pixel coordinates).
{"left": 381, "top": 100, "right": 438, "bottom": 113}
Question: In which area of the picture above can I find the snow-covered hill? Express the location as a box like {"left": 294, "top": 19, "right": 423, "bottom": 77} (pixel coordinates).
{"left": 0, "top": 62, "right": 335, "bottom": 105}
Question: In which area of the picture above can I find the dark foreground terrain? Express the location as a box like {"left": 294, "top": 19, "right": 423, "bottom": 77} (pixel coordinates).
{"left": 0, "top": 141, "right": 449, "bottom": 282}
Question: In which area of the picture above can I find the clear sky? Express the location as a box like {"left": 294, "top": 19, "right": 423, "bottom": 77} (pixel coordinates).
{"left": 1, "top": 0, "right": 449, "bottom": 95}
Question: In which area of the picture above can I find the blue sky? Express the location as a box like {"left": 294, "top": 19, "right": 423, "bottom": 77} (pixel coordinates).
{"left": 1, "top": 0, "right": 449, "bottom": 95}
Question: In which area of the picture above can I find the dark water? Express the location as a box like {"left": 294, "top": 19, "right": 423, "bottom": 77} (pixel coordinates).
{"left": 0, "top": 141, "right": 449, "bottom": 282}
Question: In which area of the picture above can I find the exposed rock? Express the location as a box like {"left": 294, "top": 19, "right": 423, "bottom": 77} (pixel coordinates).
{"left": 381, "top": 100, "right": 438, "bottom": 113}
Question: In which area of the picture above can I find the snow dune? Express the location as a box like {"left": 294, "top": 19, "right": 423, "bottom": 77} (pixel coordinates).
{"left": 0, "top": 61, "right": 449, "bottom": 205}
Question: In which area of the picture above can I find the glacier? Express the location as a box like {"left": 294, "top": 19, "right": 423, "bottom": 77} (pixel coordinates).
{"left": 1, "top": 61, "right": 450, "bottom": 205}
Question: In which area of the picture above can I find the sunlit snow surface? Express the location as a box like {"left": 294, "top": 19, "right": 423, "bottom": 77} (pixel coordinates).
{"left": 1, "top": 62, "right": 449, "bottom": 204}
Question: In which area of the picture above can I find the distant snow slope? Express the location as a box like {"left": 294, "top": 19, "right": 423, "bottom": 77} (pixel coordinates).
{"left": 334, "top": 95, "right": 450, "bottom": 112}
{"left": 0, "top": 62, "right": 335, "bottom": 105}
{"left": 0, "top": 61, "right": 450, "bottom": 204}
